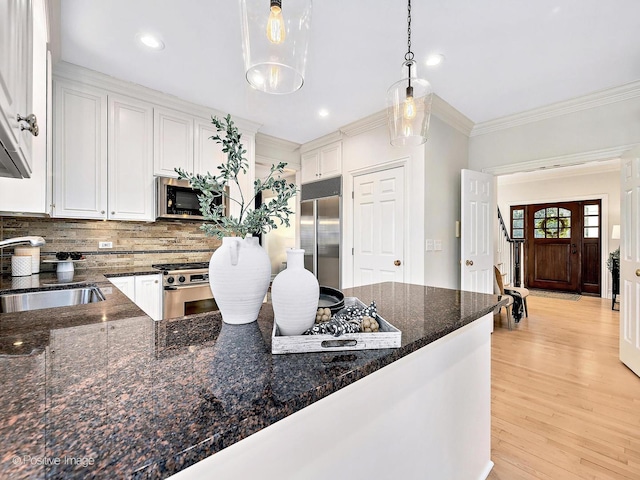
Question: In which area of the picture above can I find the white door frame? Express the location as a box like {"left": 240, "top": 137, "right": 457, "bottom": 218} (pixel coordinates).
{"left": 344, "top": 158, "right": 416, "bottom": 288}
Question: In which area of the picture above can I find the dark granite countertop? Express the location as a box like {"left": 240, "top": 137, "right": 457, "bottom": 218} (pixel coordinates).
{"left": 0, "top": 278, "right": 505, "bottom": 479}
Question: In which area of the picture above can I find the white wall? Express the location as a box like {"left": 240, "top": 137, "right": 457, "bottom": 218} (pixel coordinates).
{"left": 341, "top": 125, "right": 426, "bottom": 288}
{"left": 423, "top": 116, "right": 470, "bottom": 289}
{"left": 497, "top": 165, "right": 620, "bottom": 296}
{"left": 339, "top": 114, "right": 469, "bottom": 290}
{"left": 469, "top": 93, "right": 640, "bottom": 172}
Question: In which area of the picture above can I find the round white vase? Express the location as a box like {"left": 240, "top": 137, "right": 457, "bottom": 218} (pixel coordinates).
{"left": 209, "top": 236, "right": 271, "bottom": 325}
{"left": 271, "top": 248, "right": 319, "bottom": 336}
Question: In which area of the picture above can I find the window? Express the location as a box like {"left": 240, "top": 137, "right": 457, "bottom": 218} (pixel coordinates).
{"left": 533, "top": 207, "right": 571, "bottom": 239}
{"left": 511, "top": 208, "right": 524, "bottom": 239}
{"left": 584, "top": 204, "right": 599, "bottom": 238}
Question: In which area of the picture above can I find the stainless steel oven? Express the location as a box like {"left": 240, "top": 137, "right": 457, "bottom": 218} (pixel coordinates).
{"left": 156, "top": 176, "right": 228, "bottom": 221}
{"left": 152, "top": 262, "right": 219, "bottom": 319}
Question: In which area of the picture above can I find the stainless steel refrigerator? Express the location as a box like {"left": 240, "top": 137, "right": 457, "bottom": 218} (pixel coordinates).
{"left": 300, "top": 176, "right": 341, "bottom": 289}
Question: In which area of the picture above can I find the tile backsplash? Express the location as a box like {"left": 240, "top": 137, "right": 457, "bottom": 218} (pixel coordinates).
{"left": 0, "top": 216, "right": 221, "bottom": 274}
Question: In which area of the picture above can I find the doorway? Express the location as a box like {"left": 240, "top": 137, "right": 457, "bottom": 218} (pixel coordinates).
{"left": 511, "top": 200, "right": 601, "bottom": 295}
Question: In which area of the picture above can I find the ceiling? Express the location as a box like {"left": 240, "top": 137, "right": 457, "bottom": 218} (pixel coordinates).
{"left": 57, "top": 0, "right": 640, "bottom": 145}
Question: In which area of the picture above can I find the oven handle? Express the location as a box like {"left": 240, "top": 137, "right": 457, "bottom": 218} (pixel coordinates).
{"left": 164, "top": 284, "right": 211, "bottom": 291}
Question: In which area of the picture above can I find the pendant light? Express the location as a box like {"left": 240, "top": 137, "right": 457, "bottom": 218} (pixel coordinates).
{"left": 387, "top": 0, "right": 433, "bottom": 147}
{"left": 240, "top": 0, "right": 313, "bottom": 94}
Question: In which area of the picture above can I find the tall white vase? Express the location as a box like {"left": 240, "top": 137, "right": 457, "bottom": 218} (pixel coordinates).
{"left": 271, "top": 248, "right": 319, "bottom": 335}
{"left": 209, "top": 237, "right": 271, "bottom": 325}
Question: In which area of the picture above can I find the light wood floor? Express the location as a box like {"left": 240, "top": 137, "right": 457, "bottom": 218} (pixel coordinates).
{"left": 488, "top": 295, "right": 640, "bottom": 480}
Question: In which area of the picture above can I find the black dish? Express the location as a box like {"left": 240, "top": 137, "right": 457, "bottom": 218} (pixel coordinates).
{"left": 318, "top": 286, "right": 345, "bottom": 314}
{"left": 55, "top": 252, "right": 69, "bottom": 260}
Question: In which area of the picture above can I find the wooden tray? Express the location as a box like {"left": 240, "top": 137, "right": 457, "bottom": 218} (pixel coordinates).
{"left": 271, "top": 297, "right": 401, "bottom": 354}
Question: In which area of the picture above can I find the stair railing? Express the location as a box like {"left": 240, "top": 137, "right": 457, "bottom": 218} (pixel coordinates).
{"left": 497, "top": 207, "right": 525, "bottom": 287}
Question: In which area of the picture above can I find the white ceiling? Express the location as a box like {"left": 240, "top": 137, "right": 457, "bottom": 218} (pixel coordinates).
{"left": 58, "top": 0, "right": 640, "bottom": 145}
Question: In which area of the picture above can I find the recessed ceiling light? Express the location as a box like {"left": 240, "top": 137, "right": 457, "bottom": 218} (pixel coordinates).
{"left": 426, "top": 53, "right": 445, "bottom": 67}
{"left": 137, "top": 33, "right": 165, "bottom": 50}
{"left": 318, "top": 109, "right": 329, "bottom": 117}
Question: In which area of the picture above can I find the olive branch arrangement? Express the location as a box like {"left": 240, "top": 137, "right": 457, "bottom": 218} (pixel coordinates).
{"left": 176, "top": 114, "right": 297, "bottom": 239}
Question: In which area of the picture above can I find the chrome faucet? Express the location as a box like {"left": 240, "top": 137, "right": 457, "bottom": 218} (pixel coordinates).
{"left": 0, "top": 236, "right": 46, "bottom": 247}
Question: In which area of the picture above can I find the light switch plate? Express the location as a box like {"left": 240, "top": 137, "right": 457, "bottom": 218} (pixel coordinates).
{"left": 99, "top": 241, "right": 113, "bottom": 249}
{"left": 434, "top": 240, "right": 442, "bottom": 251}
{"left": 426, "top": 239, "right": 434, "bottom": 251}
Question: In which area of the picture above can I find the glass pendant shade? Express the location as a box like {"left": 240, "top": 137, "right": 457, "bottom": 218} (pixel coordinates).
{"left": 240, "top": 0, "right": 313, "bottom": 94}
{"left": 387, "top": 60, "right": 433, "bottom": 147}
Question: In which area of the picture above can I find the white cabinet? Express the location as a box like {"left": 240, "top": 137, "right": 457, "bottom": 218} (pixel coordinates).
{"left": 134, "top": 274, "right": 163, "bottom": 321}
{"left": 0, "top": 0, "right": 50, "bottom": 213}
{"left": 194, "top": 117, "right": 225, "bottom": 176}
{"left": 53, "top": 81, "right": 107, "bottom": 219}
{"left": 153, "top": 106, "right": 194, "bottom": 177}
{"left": 53, "top": 80, "right": 155, "bottom": 221}
{"left": 301, "top": 141, "right": 342, "bottom": 183}
{"left": 108, "top": 276, "right": 135, "bottom": 301}
{"left": 0, "top": 0, "right": 35, "bottom": 178}
{"left": 155, "top": 113, "right": 227, "bottom": 177}
{"left": 108, "top": 95, "right": 154, "bottom": 220}
{"left": 109, "top": 274, "right": 162, "bottom": 321}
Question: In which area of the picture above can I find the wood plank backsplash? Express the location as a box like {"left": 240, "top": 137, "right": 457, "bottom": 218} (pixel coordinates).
{"left": 0, "top": 216, "right": 221, "bottom": 274}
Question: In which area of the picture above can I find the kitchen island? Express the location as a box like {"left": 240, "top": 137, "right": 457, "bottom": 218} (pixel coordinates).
{"left": 0, "top": 276, "right": 504, "bottom": 479}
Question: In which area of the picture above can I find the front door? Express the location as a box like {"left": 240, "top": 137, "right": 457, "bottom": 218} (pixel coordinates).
{"left": 353, "top": 166, "right": 405, "bottom": 286}
{"left": 526, "top": 202, "right": 581, "bottom": 292}
{"left": 521, "top": 200, "right": 601, "bottom": 294}
{"left": 620, "top": 151, "right": 640, "bottom": 377}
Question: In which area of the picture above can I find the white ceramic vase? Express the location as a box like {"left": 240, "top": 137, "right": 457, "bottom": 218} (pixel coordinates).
{"left": 209, "top": 236, "right": 271, "bottom": 325}
{"left": 271, "top": 248, "right": 319, "bottom": 336}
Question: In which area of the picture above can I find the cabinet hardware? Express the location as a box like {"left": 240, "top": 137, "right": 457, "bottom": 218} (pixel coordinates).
{"left": 394, "top": 260, "right": 401, "bottom": 266}
{"left": 111, "top": 211, "right": 115, "bottom": 215}
{"left": 636, "top": 269, "right": 640, "bottom": 277}
{"left": 101, "top": 210, "right": 105, "bottom": 214}
{"left": 17, "top": 113, "right": 39, "bottom": 136}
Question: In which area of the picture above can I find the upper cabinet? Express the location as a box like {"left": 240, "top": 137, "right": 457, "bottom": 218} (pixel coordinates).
{"left": 53, "top": 80, "right": 154, "bottom": 221}
{"left": 0, "top": 0, "right": 50, "bottom": 214}
{"left": 194, "top": 117, "right": 225, "bottom": 176}
{"left": 301, "top": 141, "right": 342, "bottom": 184}
{"left": 108, "top": 95, "right": 154, "bottom": 220}
{"left": 53, "top": 81, "right": 108, "bottom": 219}
{"left": 156, "top": 113, "right": 226, "bottom": 177}
{"left": 50, "top": 62, "right": 260, "bottom": 221}
{"left": 0, "top": 0, "right": 40, "bottom": 178}
{"left": 153, "top": 107, "right": 194, "bottom": 177}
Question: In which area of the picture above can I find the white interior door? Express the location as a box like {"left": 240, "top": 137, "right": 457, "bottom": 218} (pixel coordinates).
{"left": 461, "top": 169, "right": 494, "bottom": 293}
{"left": 353, "top": 167, "right": 405, "bottom": 286}
{"left": 620, "top": 152, "right": 640, "bottom": 377}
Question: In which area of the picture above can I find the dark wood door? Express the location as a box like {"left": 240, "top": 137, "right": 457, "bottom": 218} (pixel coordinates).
{"left": 526, "top": 202, "right": 582, "bottom": 292}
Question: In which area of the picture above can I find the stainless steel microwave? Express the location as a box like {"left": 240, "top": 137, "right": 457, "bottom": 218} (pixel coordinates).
{"left": 156, "top": 176, "right": 227, "bottom": 221}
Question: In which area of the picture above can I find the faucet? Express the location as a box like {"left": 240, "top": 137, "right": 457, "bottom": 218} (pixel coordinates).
{"left": 0, "top": 236, "right": 46, "bottom": 247}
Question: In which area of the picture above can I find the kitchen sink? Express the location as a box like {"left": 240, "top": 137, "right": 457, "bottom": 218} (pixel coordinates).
{"left": 0, "top": 286, "right": 105, "bottom": 313}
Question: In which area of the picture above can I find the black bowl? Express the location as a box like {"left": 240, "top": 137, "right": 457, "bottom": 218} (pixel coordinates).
{"left": 318, "top": 286, "right": 345, "bottom": 314}
{"left": 55, "top": 252, "right": 69, "bottom": 260}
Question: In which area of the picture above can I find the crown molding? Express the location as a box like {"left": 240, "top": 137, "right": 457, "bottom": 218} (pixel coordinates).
{"left": 300, "top": 130, "right": 344, "bottom": 153}
{"left": 53, "top": 61, "right": 262, "bottom": 134}
{"left": 483, "top": 143, "right": 639, "bottom": 176}
{"left": 255, "top": 133, "right": 300, "bottom": 152}
{"left": 471, "top": 80, "right": 640, "bottom": 137}
{"left": 339, "top": 94, "right": 473, "bottom": 140}
{"left": 340, "top": 110, "right": 387, "bottom": 138}
{"left": 431, "top": 95, "right": 475, "bottom": 136}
